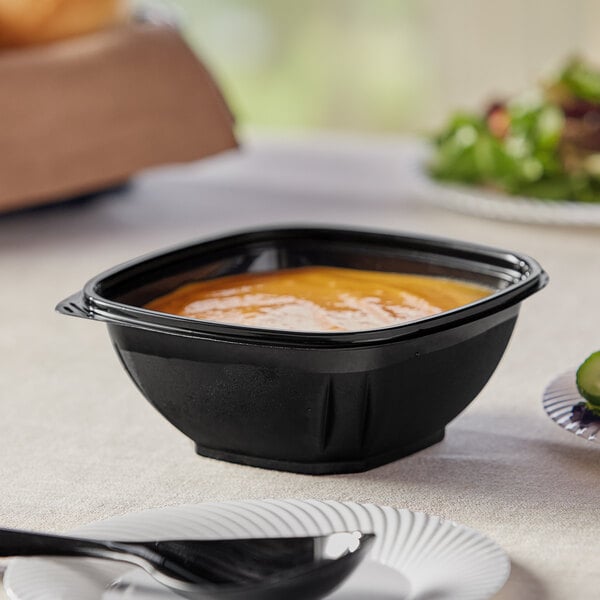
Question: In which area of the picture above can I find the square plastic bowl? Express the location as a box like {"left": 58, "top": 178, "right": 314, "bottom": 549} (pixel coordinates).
{"left": 57, "top": 227, "right": 547, "bottom": 474}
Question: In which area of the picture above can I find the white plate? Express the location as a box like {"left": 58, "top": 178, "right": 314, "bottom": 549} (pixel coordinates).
{"left": 407, "top": 143, "right": 600, "bottom": 226}
{"left": 3, "top": 500, "right": 509, "bottom": 600}
{"left": 543, "top": 370, "right": 600, "bottom": 443}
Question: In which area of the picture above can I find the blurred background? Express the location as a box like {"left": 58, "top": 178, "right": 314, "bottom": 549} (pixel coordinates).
{"left": 150, "top": 0, "right": 600, "bottom": 134}
{"left": 3, "top": 0, "right": 600, "bottom": 213}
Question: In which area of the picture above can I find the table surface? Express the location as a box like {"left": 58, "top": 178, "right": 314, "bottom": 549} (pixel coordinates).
{"left": 1, "top": 133, "right": 599, "bottom": 599}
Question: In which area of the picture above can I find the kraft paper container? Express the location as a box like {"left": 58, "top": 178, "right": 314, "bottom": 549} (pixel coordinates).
{"left": 0, "top": 21, "right": 237, "bottom": 212}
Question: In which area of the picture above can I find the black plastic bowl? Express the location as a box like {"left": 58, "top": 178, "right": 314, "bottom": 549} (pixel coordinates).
{"left": 57, "top": 227, "right": 547, "bottom": 474}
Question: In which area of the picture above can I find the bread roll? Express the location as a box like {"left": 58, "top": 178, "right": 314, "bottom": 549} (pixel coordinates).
{"left": 0, "top": 0, "right": 128, "bottom": 47}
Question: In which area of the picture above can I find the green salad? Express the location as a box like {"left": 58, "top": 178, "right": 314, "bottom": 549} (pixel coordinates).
{"left": 429, "top": 58, "right": 600, "bottom": 203}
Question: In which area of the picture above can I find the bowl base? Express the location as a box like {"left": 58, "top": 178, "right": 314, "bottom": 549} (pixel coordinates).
{"left": 194, "top": 429, "right": 445, "bottom": 475}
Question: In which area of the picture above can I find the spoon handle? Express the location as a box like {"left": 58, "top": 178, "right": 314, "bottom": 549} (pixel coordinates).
{"left": 0, "top": 528, "right": 200, "bottom": 585}
{"left": 0, "top": 528, "right": 122, "bottom": 560}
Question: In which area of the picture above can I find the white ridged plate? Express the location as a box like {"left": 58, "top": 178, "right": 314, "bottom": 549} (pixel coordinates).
{"left": 406, "top": 143, "right": 600, "bottom": 226}
{"left": 3, "top": 500, "right": 510, "bottom": 600}
{"left": 543, "top": 370, "right": 600, "bottom": 443}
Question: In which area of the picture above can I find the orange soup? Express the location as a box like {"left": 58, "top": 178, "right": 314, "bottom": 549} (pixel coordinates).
{"left": 145, "top": 266, "right": 491, "bottom": 332}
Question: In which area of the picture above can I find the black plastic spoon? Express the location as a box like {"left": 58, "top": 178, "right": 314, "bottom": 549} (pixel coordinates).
{"left": 0, "top": 528, "right": 374, "bottom": 599}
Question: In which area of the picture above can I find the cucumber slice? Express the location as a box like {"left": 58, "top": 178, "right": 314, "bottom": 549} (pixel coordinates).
{"left": 576, "top": 351, "right": 600, "bottom": 407}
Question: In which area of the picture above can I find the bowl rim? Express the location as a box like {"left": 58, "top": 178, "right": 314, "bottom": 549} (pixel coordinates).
{"left": 57, "top": 226, "right": 548, "bottom": 348}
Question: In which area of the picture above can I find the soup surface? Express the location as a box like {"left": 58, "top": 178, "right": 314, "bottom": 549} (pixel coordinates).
{"left": 146, "top": 266, "right": 492, "bottom": 332}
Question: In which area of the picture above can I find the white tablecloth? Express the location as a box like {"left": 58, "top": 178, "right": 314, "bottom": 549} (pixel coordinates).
{"left": 1, "top": 134, "right": 599, "bottom": 599}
